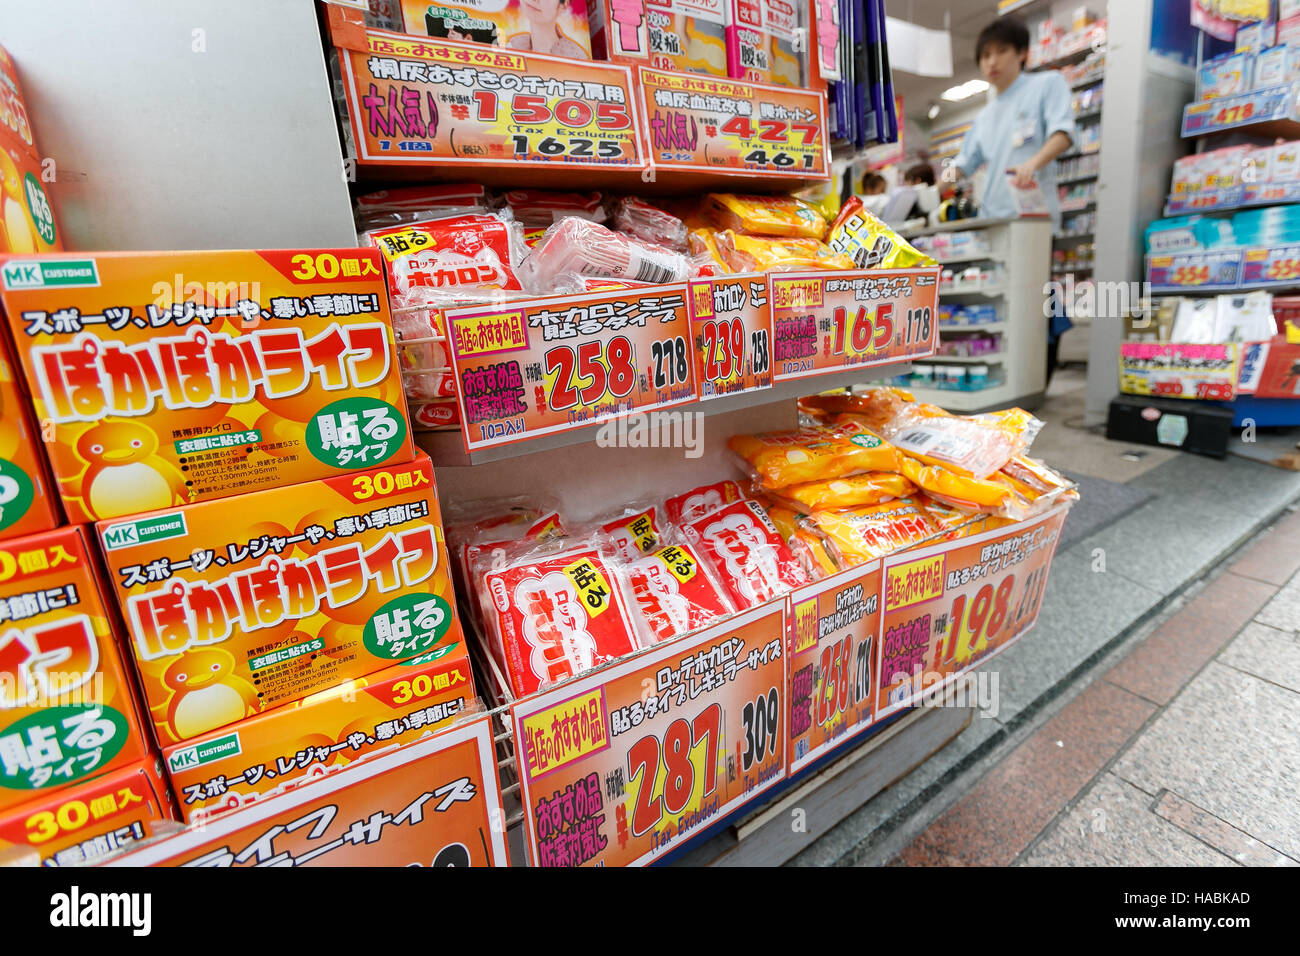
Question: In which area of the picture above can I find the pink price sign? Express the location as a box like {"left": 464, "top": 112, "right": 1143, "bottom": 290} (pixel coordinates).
{"left": 875, "top": 505, "right": 1069, "bottom": 722}
{"left": 769, "top": 268, "right": 941, "bottom": 381}
{"left": 688, "top": 272, "right": 774, "bottom": 401}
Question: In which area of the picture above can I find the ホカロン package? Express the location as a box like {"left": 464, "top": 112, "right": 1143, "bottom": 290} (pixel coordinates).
{"left": 0, "top": 526, "right": 152, "bottom": 814}
{"left": 0, "top": 330, "right": 60, "bottom": 539}
{"left": 0, "top": 249, "right": 414, "bottom": 523}
{"left": 163, "top": 642, "right": 474, "bottom": 823}
{"left": 96, "top": 452, "right": 463, "bottom": 745}
{"left": 0, "top": 756, "right": 176, "bottom": 866}
{"left": 398, "top": 0, "right": 592, "bottom": 58}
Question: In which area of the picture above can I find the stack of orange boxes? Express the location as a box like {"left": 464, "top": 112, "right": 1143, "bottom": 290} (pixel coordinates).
{"left": 0, "top": 246, "right": 475, "bottom": 848}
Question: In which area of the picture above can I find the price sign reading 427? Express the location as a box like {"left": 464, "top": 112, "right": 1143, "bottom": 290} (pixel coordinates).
{"left": 333, "top": 22, "right": 645, "bottom": 169}
{"left": 875, "top": 504, "right": 1069, "bottom": 722}
{"left": 512, "top": 603, "right": 787, "bottom": 867}
{"left": 637, "top": 68, "right": 828, "bottom": 178}
{"left": 770, "top": 268, "right": 941, "bottom": 381}
{"left": 445, "top": 285, "right": 698, "bottom": 452}
{"left": 688, "top": 273, "right": 773, "bottom": 400}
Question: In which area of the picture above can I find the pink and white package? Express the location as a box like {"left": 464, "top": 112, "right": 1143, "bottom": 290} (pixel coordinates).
{"left": 364, "top": 212, "right": 525, "bottom": 303}
{"left": 520, "top": 216, "right": 692, "bottom": 292}
{"left": 681, "top": 497, "right": 809, "bottom": 608}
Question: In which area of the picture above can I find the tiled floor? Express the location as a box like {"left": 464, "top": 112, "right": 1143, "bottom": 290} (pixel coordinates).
{"left": 892, "top": 512, "right": 1300, "bottom": 867}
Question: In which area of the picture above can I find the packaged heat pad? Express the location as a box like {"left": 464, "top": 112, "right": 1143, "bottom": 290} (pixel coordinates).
{"left": 520, "top": 216, "right": 692, "bottom": 291}
{"left": 826, "top": 196, "right": 935, "bottom": 270}
{"left": 729, "top": 427, "right": 902, "bottom": 489}
{"left": 802, "top": 499, "right": 940, "bottom": 567}
{"left": 663, "top": 479, "right": 747, "bottom": 526}
{"left": 480, "top": 545, "right": 639, "bottom": 697}
{"left": 681, "top": 498, "right": 809, "bottom": 607}
{"left": 618, "top": 541, "right": 736, "bottom": 644}
{"left": 365, "top": 212, "right": 525, "bottom": 304}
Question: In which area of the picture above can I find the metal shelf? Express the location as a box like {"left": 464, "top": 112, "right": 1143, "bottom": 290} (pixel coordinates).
{"left": 936, "top": 252, "right": 1002, "bottom": 266}
{"left": 926, "top": 352, "right": 1004, "bottom": 363}
{"left": 1056, "top": 172, "right": 1098, "bottom": 185}
{"left": 1072, "top": 72, "right": 1105, "bottom": 90}
{"left": 1075, "top": 108, "right": 1103, "bottom": 121}
{"left": 938, "top": 283, "right": 1005, "bottom": 298}
{"left": 939, "top": 321, "right": 1007, "bottom": 333}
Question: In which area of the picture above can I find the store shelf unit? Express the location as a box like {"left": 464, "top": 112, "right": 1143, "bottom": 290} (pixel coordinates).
{"left": 1164, "top": 181, "right": 1300, "bottom": 216}
{"left": 1181, "top": 84, "right": 1300, "bottom": 141}
{"left": 1145, "top": 245, "right": 1300, "bottom": 293}
{"left": 899, "top": 217, "right": 1052, "bottom": 409}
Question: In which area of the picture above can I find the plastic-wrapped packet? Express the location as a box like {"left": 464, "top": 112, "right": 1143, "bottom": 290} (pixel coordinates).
{"left": 705, "top": 193, "right": 829, "bottom": 239}
{"left": 680, "top": 498, "right": 810, "bottom": 608}
{"left": 897, "top": 456, "right": 1014, "bottom": 514}
{"left": 589, "top": 503, "right": 666, "bottom": 562}
{"left": 797, "top": 386, "right": 915, "bottom": 431}
{"left": 446, "top": 495, "right": 566, "bottom": 597}
{"left": 876, "top": 403, "right": 1043, "bottom": 479}
{"left": 663, "top": 479, "right": 747, "bottom": 528}
{"left": 728, "top": 426, "right": 902, "bottom": 490}
{"left": 916, "top": 494, "right": 987, "bottom": 540}
{"left": 519, "top": 216, "right": 693, "bottom": 293}
{"left": 478, "top": 540, "right": 640, "bottom": 698}
{"left": 504, "top": 189, "right": 607, "bottom": 227}
{"left": 688, "top": 228, "right": 731, "bottom": 276}
{"left": 353, "top": 183, "right": 493, "bottom": 229}
{"left": 761, "top": 470, "right": 916, "bottom": 512}
{"left": 756, "top": 498, "right": 838, "bottom": 579}
{"left": 800, "top": 499, "right": 941, "bottom": 568}
{"left": 612, "top": 538, "right": 737, "bottom": 647}
{"left": 825, "top": 196, "right": 936, "bottom": 269}
{"left": 613, "top": 196, "right": 689, "bottom": 251}
{"left": 410, "top": 399, "right": 461, "bottom": 431}
{"left": 363, "top": 210, "right": 527, "bottom": 303}
{"left": 714, "top": 231, "right": 857, "bottom": 273}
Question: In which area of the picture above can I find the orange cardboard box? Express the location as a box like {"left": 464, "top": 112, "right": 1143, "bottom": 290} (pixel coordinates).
{"left": 0, "top": 755, "right": 177, "bottom": 866}
{"left": 96, "top": 452, "right": 465, "bottom": 746}
{"left": 165, "top": 641, "right": 475, "bottom": 823}
{"left": 0, "top": 43, "right": 62, "bottom": 255}
{"left": 0, "top": 329, "right": 61, "bottom": 539}
{"left": 0, "top": 525, "right": 152, "bottom": 814}
{"left": 0, "top": 248, "right": 414, "bottom": 523}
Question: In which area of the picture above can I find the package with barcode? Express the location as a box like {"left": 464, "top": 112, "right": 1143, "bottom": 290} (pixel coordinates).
{"left": 610, "top": 537, "right": 737, "bottom": 646}
{"left": 877, "top": 405, "right": 1043, "bottom": 479}
{"left": 519, "top": 215, "right": 692, "bottom": 293}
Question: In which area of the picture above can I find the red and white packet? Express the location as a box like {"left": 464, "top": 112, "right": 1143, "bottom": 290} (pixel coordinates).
{"left": 681, "top": 498, "right": 810, "bottom": 608}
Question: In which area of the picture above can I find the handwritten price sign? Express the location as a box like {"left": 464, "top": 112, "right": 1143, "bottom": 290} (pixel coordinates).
{"left": 769, "top": 268, "right": 941, "bottom": 381}
{"left": 1146, "top": 251, "right": 1242, "bottom": 291}
{"left": 1119, "top": 342, "right": 1238, "bottom": 401}
{"left": 688, "top": 273, "right": 774, "bottom": 401}
{"left": 1242, "top": 244, "right": 1300, "bottom": 286}
{"left": 445, "top": 285, "right": 697, "bottom": 452}
{"left": 333, "top": 24, "right": 645, "bottom": 169}
{"left": 787, "top": 561, "right": 883, "bottom": 774}
{"left": 875, "top": 506, "right": 1068, "bottom": 722}
{"left": 1181, "top": 85, "right": 1290, "bottom": 136}
{"left": 637, "top": 68, "right": 828, "bottom": 178}
{"left": 512, "top": 603, "right": 787, "bottom": 867}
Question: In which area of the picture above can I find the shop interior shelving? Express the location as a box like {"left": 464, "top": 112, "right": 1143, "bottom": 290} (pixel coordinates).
{"left": 899, "top": 217, "right": 1052, "bottom": 412}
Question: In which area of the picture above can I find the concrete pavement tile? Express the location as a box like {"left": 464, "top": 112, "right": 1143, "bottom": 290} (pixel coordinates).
{"left": 1220, "top": 622, "right": 1300, "bottom": 694}
{"left": 1112, "top": 662, "right": 1300, "bottom": 858}
{"left": 1105, "top": 572, "right": 1277, "bottom": 705}
{"left": 1255, "top": 579, "right": 1300, "bottom": 636}
{"left": 1229, "top": 509, "right": 1300, "bottom": 587}
{"left": 789, "top": 715, "right": 1002, "bottom": 867}
{"left": 1072, "top": 499, "right": 1261, "bottom": 595}
{"left": 1153, "top": 790, "right": 1299, "bottom": 866}
{"left": 1129, "top": 455, "right": 1300, "bottom": 521}
{"left": 893, "top": 681, "right": 1154, "bottom": 866}
{"left": 989, "top": 551, "right": 1165, "bottom": 720}
{"left": 1019, "top": 775, "right": 1236, "bottom": 867}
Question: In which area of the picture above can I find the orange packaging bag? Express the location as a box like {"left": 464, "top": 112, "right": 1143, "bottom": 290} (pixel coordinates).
{"left": 0, "top": 249, "right": 414, "bottom": 523}
{"left": 803, "top": 498, "right": 940, "bottom": 567}
{"left": 797, "top": 386, "right": 914, "bottom": 431}
{"left": 0, "top": 331, "right": 61, "bottom": 539}
{"left": 0, "top": 756, "right": 176, "bottom": 866}
{"left": 760, "top": 500, "right": 839, "bottom": 578}
{"left": 0, "top": 526, "right": 152, "bottom": 814}
{"left": 768, "top": 471, "right": 916, "bottom": 512}
{"left": 705, "top": 193, "right": 829, "bottom": 240}
{"left": 96, "top": 452, "right": 463, "bottom": 746}
{"left": 729, "top": 427, "right": 902, "bottom": 489}
{"left": 715, "top": 231, "right": 857, "bottom": 273}
{"left": 898, "top": 455, "right": 1014, "bottom": 512}
{"left": 164, "top": 642, "right": 474, "bottom": 823}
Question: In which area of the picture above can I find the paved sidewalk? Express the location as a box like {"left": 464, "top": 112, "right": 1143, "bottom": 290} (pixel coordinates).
{"left": 891, "top": 508, "right": 1300, "bottom": 867}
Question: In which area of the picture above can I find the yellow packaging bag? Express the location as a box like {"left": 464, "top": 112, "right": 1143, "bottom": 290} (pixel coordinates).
{"left": 706, "top": 193, "right": 829, "bottom": 239}
{"left": 826, "top": 196, "right": 936, "bottom": 269}
{"left": 798, "top": 387, "right": 916, "bottom": 432}
{"left": 770, "top": 471, "right": 916, "bottom": 512}
{"left": 729, "top": 427, "right": 902, "bottom": 489}
{"left": 898, "top": 455, "right": 1013, "bottom": 512}
{"left": 716, "top": 231, "right": 857, "bottom": 273}
{"left": 804, "top": 499, "right": 940, "bottom": 567}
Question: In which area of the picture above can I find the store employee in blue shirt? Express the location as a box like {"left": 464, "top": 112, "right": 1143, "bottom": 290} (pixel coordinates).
{"left": 951, "top": 18, "right": 1077, "bottom": 231}
{"left": 950, "top": 17, "right": 1076, "bottom": 377}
